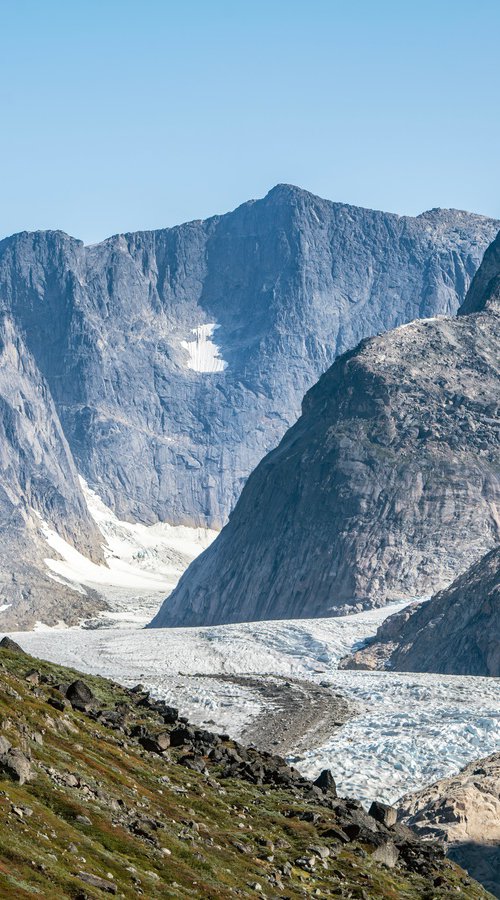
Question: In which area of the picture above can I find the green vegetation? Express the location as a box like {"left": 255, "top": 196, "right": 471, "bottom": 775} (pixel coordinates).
{"left": 0, "top": 647, "right": 492, "bottom": 899}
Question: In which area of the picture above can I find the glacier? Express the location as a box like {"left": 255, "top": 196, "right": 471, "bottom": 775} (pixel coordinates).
{"left": 11, "top": 602, "right": 500, "bottom": 807}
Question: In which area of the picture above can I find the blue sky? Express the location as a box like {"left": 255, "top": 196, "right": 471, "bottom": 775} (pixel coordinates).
{"left": 1, "top": 0, "right": 499, "bottom": 242}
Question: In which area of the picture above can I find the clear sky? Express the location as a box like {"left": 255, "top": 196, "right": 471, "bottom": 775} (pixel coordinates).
{"left": 1, "top": 0, "right": 499, "bottom": 243}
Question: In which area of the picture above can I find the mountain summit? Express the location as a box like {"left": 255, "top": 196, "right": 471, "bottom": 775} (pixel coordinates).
{"left": 0, "top": 187, "right": 498, "bottom": 626}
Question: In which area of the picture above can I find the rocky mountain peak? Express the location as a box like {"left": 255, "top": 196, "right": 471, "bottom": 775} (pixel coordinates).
{"left": 0, "top": 187, "right": 499, "bottom": 627}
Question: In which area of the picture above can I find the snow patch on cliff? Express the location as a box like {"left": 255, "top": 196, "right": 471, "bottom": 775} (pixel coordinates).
{"left": 181, "top": 323, "right": 227, "bottom": 372}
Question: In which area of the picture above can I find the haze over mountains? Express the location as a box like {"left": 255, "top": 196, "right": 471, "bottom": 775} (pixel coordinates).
{"left": 0, "top": 185, "right": 498, "bottom": 628}
{"left": 154, "top": 225, "right": 500, "bottom": 629}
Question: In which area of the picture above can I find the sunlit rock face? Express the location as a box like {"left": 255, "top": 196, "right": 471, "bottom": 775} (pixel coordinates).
{"left": 153, "top": 229, "right": 500, "bottom": 627}
{"left": 342, "top": 547, "right": 500, "bottom": 676}
{"left": 0, "top": 186, "right": 498, "bottom": 626}
{"left": 1, "top": 186, "right": 497, "bottom": 532}
{"left": 0, "top": 314, "right": 105, "bottom": 629}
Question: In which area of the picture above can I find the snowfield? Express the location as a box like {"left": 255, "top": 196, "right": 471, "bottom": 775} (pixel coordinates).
{"left": 36, "top": 479, "right": 217, "bottom": 625}
{"left": 14, "top": 604, "right": 500, "bottom": 807}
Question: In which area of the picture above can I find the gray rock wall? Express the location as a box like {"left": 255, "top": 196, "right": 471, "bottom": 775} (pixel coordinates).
{"left": 1, "top": 186, "right": 497, "bottom": 530}
{"left": 0, "top": 185, "right": 498, "bottom": 627}
{"left": 152, "top": 241, "right": 500, "bottom": 627}
{"left": 343, "top": 547, "right": 500, "bottom": 676}
{"left": 0, "top": 313, "right": 104, "bottom": 627}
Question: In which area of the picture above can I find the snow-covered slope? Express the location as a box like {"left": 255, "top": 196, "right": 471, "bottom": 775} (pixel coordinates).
{"left": 13, "top": 602, "right": 500, "bottom": 807}
{"left": 36, "top": 479, "right": 217, "bottom": 626}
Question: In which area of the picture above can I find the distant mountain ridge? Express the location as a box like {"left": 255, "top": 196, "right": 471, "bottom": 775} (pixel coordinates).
{"left": 152, "top": 223, "right": 500, "bottom": 628}
{"left": 0, "top": 185, "right": 498, "bottom": 627}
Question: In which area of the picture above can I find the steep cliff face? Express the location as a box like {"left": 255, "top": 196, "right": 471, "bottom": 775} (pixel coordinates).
{"left": 0, "top": 314, "right": 104, "bottom": 628}
{"left": 0, "top": 187, "right": 497, "bottom": 628}
{"left": 459, "top": 229, "right": 500, "bottom": 315}
{"left": 341, "top": 547, "right": 500, "bottom": 676}
{"left": 0, "top": 187, "right": 497, "bottom": 530}
{"left": 152, "top": 237, "right": 500, "bottom": 627}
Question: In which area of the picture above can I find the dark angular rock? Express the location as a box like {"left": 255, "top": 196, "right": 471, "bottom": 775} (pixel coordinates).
{"left": 369, "top": 800, "right": 398, "bottom": 828}
{"left": 320, "top": 825, "right": 351, "bottom": 843}
{"left": 313, "top": 769, "right": 337, "bottom": 796}
{"left": 194, "top": 729, "right": 219, "bottom": 746}
{"left": 161, "top": 705, "right": 179, "bottom": 725}
{"left": 48, "top": 696, "right": 69, "bottom": 712}
{"left": 129, "top": 724, "right": 148, "bottom": 738}
{"left": 55, "top": 683, "right": 70, "bottom": 695}
{"left": 178, "top": 753, "right": 207, "bottom": 774}
{"left": 0, "top": 637, "right": 25, "bottom": 654}
{"left": 139, "top": 732, "right": 171, "bottom": 754}
{"left": 135, "top": 693, "right": 152, "bottom": 707}
{"left": 208, "top": 747, "right": 224, "bottom": 763}
{"left": 97, "top": 708, "right": 129, "bottom": 730}
{"left": 66, "top": 680, "right": 95, "bottom": 711}
{"left": 169, "top": 726, "right": 196, "bottom": 747}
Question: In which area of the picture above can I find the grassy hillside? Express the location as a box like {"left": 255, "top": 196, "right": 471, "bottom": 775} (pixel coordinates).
{"left": 0, "top": 641, "right": 492, "bottom": 899}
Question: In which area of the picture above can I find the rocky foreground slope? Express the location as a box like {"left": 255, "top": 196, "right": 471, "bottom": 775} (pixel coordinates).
{"left": 0, "top": 638, "right": 491, "bottom": 899}
{"left": 398, "top": 752, "right": 500, "bottom": 898}
{"left": 340, "top": 547, "right": 500, "bottom": 675}
{"left": 152, "top": 232, "right": 500, "bottom": 627}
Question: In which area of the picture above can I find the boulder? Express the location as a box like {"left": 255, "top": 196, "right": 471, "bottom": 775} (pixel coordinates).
{"left": 66, "top": 680, "right": 95, "bottom": 711}
{"left": 369, "top": 800, "right": 397, "bottom": 828}
{"left": 0, "top": 637, "right": 25, "bottom": 654}
{"left": 169, "top": 726, "right": 196, "bottom": 748}
{"left": 313, "top": 769, "right": 337, "bottom": 796}
{"left": 178, "top": 754, "right": 207, "bottom": 774}
{"left": 77, "top": 872, "right": 117, "bottom": 895}
{"left": 371, "top": 840, "right": 400, "bottom": 868}
{"left": 161, "top": 705, "right": 179, "bottom": 725}
{"left": 48, "top": 696, "right": 70, "bottom": 712}
{"left": 139, "top": 732, "right": 171, "bottom": 754}
{"left": 0, "top": 736, "right": 12, "bottom": 756}
{"left": 0, "top": 748, "right": 32, "bottom": 784}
